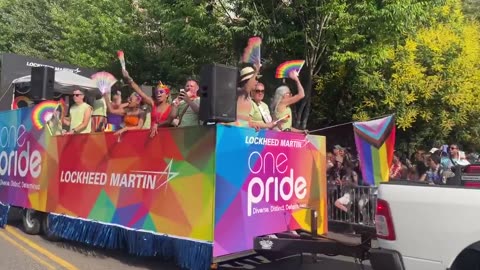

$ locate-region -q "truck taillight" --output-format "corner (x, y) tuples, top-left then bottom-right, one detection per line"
(375, 199), (396, 241)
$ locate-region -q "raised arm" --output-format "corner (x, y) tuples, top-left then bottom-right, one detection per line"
(122, 69), (154, 107)
(178, 91), (199, 113)
(279, 71), (305, 108)
(244, 63), (261, 96)
(104, 93), (125, 115)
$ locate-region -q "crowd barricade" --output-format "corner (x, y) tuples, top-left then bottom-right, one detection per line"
(327, 184), (378, 229)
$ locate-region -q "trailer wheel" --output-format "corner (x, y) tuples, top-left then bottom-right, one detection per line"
(41, 214), (60, 241)
(22, 209), (41, 235)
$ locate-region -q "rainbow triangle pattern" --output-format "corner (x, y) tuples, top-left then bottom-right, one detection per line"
(353, 115), (396, 186)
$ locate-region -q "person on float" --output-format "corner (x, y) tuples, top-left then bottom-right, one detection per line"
(103, 90), (145, 136)
(91, 92), (107, 132)
(224, 63), (261, 127)
(171, 79), (201, 127)
(106, 89), (128, 131)
(62, 89), (93, 134)
(122, 69), (173, 137)
(249, 82), (277, 130)
(270, 71), (307, 133)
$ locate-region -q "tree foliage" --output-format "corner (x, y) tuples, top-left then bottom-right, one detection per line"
(463, 0), (480, 21)
(0, 0), (59, 58)
(313, 0), (480, 150)
(228, 0), (346, 129)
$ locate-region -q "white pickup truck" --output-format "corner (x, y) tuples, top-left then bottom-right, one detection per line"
(369, 171), (480, 270)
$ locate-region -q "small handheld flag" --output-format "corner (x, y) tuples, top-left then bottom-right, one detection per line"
(117, 50), (126, 70)
(31, 100), (58, 130)
(274, 114), (290, 125)
(241, 37), (262, 65)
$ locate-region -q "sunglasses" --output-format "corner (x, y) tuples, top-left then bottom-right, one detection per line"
(156, 90), (166, 95)
(450, 147), (457, 150)
(255, 89), (265, 93)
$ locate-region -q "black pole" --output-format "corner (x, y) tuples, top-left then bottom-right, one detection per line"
(310, 209), (317, 237)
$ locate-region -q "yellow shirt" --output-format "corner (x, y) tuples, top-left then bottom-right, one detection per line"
(250, 100), (272, 123)
(92, 98), (106, 117)
(70, 102), (92, 134)
(275, 106), (292, 130)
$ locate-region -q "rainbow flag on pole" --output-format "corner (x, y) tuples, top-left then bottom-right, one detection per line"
(353, 115), (396, 186)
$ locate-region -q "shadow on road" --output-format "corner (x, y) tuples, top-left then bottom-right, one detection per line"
(5, 210), (372, 270)
(6, 209), (179, 270)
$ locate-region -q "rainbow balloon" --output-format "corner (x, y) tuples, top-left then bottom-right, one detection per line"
(117, 50), (126, 70)
(31, 100), (59, 130)
(241, 37), (261, 64)
(12, 96), (33, 109)
(275, 60), (305, 79)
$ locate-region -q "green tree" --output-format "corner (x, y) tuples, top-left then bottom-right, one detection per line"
(230, 0), (347, 129)
(463, 0), (480, 20)
(49, 0), (140, 70)
(314, 0), (480, 150)
(0, 0), (59, 59)
(311, 0), (449, 128)
(136, 0), (236, 87)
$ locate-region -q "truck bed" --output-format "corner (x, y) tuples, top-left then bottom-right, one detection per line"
(374, 181), (480, 270)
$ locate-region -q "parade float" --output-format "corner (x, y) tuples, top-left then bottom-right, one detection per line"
(0, 54), (328, 270)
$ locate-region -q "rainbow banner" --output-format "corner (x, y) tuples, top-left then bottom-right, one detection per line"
(0, 107), (51, 210)
(214, 125), (327, 257)
(353, 115), (396, 186)
(0, 105), (327, 261)
(0, 107), (216, 242)
(51, 126), (216, 241)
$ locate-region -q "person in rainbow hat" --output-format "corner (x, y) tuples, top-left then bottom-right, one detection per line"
(122, 69), (173, 137)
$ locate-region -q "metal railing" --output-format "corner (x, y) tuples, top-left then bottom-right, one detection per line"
(327, 184), (378, 228)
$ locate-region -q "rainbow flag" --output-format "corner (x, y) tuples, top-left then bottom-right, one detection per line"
(353, 115), (396, 186)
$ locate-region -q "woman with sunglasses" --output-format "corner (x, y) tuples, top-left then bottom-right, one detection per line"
(249, 82), (276, 130)
(122, 70), (173, 137)
(103, 89), (145, 136)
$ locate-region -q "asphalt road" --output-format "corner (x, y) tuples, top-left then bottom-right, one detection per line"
(0, 209), (372, 270)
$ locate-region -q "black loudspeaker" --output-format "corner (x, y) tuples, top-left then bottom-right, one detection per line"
(199, 63), (238, 122)
(30, 66), (55, 101)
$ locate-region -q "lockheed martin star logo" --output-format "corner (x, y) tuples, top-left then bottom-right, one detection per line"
(130, 159), (179, 191)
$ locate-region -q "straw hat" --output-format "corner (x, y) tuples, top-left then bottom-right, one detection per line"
(239, 66), (262, 82)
